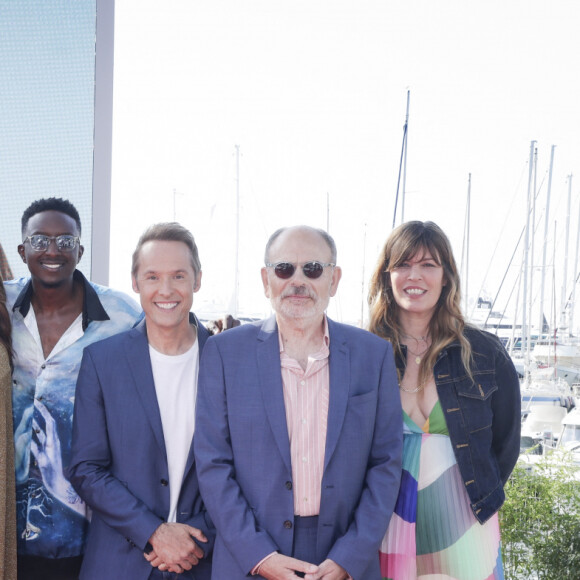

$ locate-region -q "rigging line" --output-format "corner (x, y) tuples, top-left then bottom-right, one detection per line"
(392, 122), (408, 229)
(483, 224), (525, 328)
(471, 153), (529, 317)
(489, 170), (549, 328)
(497, 264), (522, 330)
(563, 270), (580, 308)
(470, 157), (528, 319)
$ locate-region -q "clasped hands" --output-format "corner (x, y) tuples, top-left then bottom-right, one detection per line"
(259, 553), (349, 580)
(144, 522), (207, 574)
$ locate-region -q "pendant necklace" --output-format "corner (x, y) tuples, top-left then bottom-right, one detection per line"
(401, 332), (430, 365)
(407, 345), (429, 365)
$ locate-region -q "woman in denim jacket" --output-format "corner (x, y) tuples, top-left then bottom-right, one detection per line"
(369, 221), (520, 580)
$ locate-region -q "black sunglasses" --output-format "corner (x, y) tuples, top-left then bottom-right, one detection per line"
(265, 261), (335, 280)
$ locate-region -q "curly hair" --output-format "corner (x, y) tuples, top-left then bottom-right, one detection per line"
(21, 197), (82, 236)
(368, 221), (472, 386)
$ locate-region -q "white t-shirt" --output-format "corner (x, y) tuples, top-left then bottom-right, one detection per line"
(149, 340), (199, 523)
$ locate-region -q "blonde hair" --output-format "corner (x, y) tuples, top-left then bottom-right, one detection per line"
(368, 221), (472, 386)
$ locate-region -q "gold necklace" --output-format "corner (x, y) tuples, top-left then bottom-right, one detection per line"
(401, 332), (428, 342)
(399, 382), (426, 394)
(401, 333), (430, 364)
(406, 345), (429, 365)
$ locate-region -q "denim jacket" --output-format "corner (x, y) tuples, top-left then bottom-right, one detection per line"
(396, 327), (521, 524)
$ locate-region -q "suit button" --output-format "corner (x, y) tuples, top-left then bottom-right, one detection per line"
(160, 479), (168, 486)
(285, 481), (292, 490)
(283, 520), (293, 529)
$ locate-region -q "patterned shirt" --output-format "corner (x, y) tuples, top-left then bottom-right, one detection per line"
(279, 317), (330, 516)
(5, 270), (142, 559)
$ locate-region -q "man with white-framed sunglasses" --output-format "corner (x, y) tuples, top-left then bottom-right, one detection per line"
(4, 197), (142, 579)
(195, 225), (403, 580)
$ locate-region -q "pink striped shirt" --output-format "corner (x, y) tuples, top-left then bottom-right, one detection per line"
(279, 318), (330, 516)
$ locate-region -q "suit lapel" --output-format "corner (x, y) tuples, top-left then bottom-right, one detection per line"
(324, 319), (350, 470)
(125, 321), (167, 460)
(257, 316), (292, 473)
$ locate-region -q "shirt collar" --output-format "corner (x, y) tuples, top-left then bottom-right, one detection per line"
(12, 269), (110, 331)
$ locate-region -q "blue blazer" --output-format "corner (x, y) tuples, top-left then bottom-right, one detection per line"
(69, 315), (214, 580)
(194, 316), (403, 580)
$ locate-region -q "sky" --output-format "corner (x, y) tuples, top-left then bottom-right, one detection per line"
(2, 1), (577, 332)
(108, 0), (580, 331)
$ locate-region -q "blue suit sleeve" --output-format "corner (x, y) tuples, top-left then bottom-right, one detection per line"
(68, 348), (163, 550)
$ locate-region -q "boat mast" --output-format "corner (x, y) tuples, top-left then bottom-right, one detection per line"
(527, 145), (538, 362)
(401, 90), (410, 224)
(392, 90), (410, 228)
(461, 173), (471, 314)
(233, 144), (240, 318)
(569, 183), (580, 334)
(560, 174), (572, 334)
(522, 140), (536, 374)
(538, 145), (555, 335)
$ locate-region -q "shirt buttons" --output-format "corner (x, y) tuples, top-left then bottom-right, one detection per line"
(302, 456), (308, 463)
(301, 418), (307, 425)
(300, 380), (305, 386)
(41, 364), (46, 370)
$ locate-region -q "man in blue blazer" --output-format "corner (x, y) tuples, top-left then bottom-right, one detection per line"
(195, 226), (403, 580)
(69, 223), (214, 579)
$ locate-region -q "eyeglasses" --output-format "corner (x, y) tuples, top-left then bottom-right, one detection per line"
(265, 261), (335, 280)
(24, 235), (80, 252)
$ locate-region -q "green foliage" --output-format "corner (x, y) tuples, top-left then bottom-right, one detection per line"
(500, 454), (580, 579)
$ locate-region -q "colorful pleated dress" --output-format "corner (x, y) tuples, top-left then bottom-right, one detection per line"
(380, 401), (504, 580)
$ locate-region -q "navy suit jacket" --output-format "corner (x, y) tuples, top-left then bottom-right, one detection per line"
(194, 316), (403, 580)
(69, 315), (214, 580)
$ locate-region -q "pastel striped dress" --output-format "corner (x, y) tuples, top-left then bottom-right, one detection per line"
(379, 401), (504, 580)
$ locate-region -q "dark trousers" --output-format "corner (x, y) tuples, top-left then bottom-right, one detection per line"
(291, 515), (319, 578)
(17, 555), (83, 580)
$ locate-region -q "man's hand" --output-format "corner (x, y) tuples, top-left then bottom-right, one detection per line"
(144, 523), (207, 573)
(304, 559), (349, 580)
(258, 553), (318, 579)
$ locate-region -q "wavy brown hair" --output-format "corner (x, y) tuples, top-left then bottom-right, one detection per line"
(368, 221), (472, 386)
(0, 275), (13, 371)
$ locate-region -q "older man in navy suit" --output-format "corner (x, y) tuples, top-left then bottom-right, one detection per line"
(69, 223), (214, 579)
(195, 226), (403, 580)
